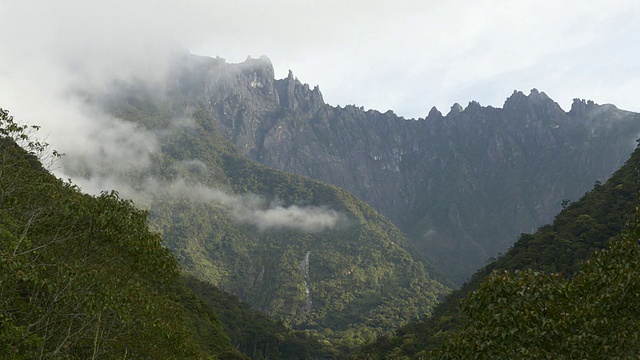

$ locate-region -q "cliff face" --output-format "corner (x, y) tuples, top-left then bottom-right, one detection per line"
(175, 54), (640, 284)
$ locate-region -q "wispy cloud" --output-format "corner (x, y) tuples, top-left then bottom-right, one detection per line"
(3, 1), (640, 120)
(149, 179), (346, 232)
(71, 175), (346, 233)
(0, 0), (347, 233)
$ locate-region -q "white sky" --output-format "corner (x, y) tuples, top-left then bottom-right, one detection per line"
(1, 0), (639, 119)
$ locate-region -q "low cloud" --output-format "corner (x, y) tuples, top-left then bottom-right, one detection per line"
(73, 175), (346, 233)
(143, 178), (346, 233)
(229, 197), (344, 233)
(0, 66), (344, 234)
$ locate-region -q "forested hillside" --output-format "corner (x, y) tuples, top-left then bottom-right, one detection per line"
(59, 76), (450, 353)
(1, 108), (367, 359)
(355, 139), (640, 358)
(8, 51), (639, 358)
(0, 109), (245, 359)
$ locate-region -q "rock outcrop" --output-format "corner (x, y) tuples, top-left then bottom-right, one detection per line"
(173, 54), (640, 284)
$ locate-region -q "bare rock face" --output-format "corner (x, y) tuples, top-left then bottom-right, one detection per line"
(176, 55), (640, 284)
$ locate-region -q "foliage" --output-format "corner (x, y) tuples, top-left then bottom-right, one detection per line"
(100, 83), (450, 354)
(0, 108), (241, 359)
(434, 208), (640, 359)
(354, 143), (640, 358)
(184, 275), (336, 360)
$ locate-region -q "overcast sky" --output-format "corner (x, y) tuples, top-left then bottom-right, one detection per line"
(1, 0), (639, 119)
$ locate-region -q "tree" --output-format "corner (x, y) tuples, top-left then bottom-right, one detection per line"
(0, 108), (209, 358)
(434, 208), (640, 359)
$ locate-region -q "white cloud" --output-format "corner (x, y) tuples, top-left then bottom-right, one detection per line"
(2, 0), (636, 233)
(1, 0), (639, 120)
(0, 0), (351, 233)
(73, 176), (346, 233)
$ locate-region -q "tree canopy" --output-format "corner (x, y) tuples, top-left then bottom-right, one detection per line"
(0, 108), (240, 359)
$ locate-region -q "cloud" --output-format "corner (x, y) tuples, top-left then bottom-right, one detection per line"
(0, 0), (347, 233)
(229, 198), (345, 233)
(153, 179), (346, 233)
(73, 176), (346, 233)
(3, 0), (640, 121)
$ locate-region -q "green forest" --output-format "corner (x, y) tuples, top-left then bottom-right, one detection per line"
(355, 139), (640, 358)
(3, 92), (640, 359)
(98, 88), (450, 353)
(0, 109), (240, 358)
(0, 109), (337, 359)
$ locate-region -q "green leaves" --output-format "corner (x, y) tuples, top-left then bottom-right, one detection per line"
(0, 113), (228, 359)
(0, 108), (50, 158)
(435, 210), (640, 359)
(358, 143), (640, 359)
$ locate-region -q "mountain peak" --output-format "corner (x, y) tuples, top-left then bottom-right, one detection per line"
(503, 89), (527, 108)
(466, 100), (482, 111)
(428, 106), (443, 118)
(569, 98), (597, 115)
(528, 88), (551, 102)
(243, 55), (272, 65)
(448, 103), (464, 116)
(503, 88), (555, 111)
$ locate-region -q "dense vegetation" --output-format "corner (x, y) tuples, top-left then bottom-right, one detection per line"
(355, 141), (640, 358)
(185, 276), (334, 359)
(69, 82), (451, 353)
(0, 109), (244, 359)
(436, 219), (640, 358)
(1, 107), (348, 359)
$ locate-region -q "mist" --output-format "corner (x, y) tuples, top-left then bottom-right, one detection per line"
(0, 1), (637, 233)
(101, 177), (346, 233)
(2, 1), (639, 119)
(41, 104), (347, 233)
(0, 0), (348, 233)
(50, 101), (346, 233)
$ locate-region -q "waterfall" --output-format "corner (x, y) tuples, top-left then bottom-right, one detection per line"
(299, 251), (312, 313)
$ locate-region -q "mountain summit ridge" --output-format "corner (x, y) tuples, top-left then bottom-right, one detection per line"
(171, 54), (640, 284)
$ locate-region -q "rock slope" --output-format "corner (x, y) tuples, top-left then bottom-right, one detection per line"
(173, 54), (640, 284)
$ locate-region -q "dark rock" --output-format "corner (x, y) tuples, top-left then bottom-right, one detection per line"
(171, 54), (640, 285)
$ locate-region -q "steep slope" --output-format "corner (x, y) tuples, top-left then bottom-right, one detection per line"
(69, 78), (450, 352)
(434, 221), (640, 358)
(354, 140), (640, 358)
(184, 275), (334, 359)
(171, 54), (640, 284)
(0, 110), (242, 359)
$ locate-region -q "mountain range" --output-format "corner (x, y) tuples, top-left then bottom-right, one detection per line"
(356, 117), (640, 359)
(3, 52), (640, 358)
(67, 65), (451, 352)
(165, 54), (640, 284)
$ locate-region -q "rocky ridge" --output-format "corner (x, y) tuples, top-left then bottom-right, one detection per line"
(173, 54), (640, 284)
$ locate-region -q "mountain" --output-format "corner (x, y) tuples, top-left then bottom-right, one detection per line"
(168, 54), (640, 284)
(66, 73), (450, 353)
(6, 49), (639, 358)
(1, 107), (351, 359)
(354, 138), (640, 358)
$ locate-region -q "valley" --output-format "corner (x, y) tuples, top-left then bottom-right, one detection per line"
(2, 53), (640, 359)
